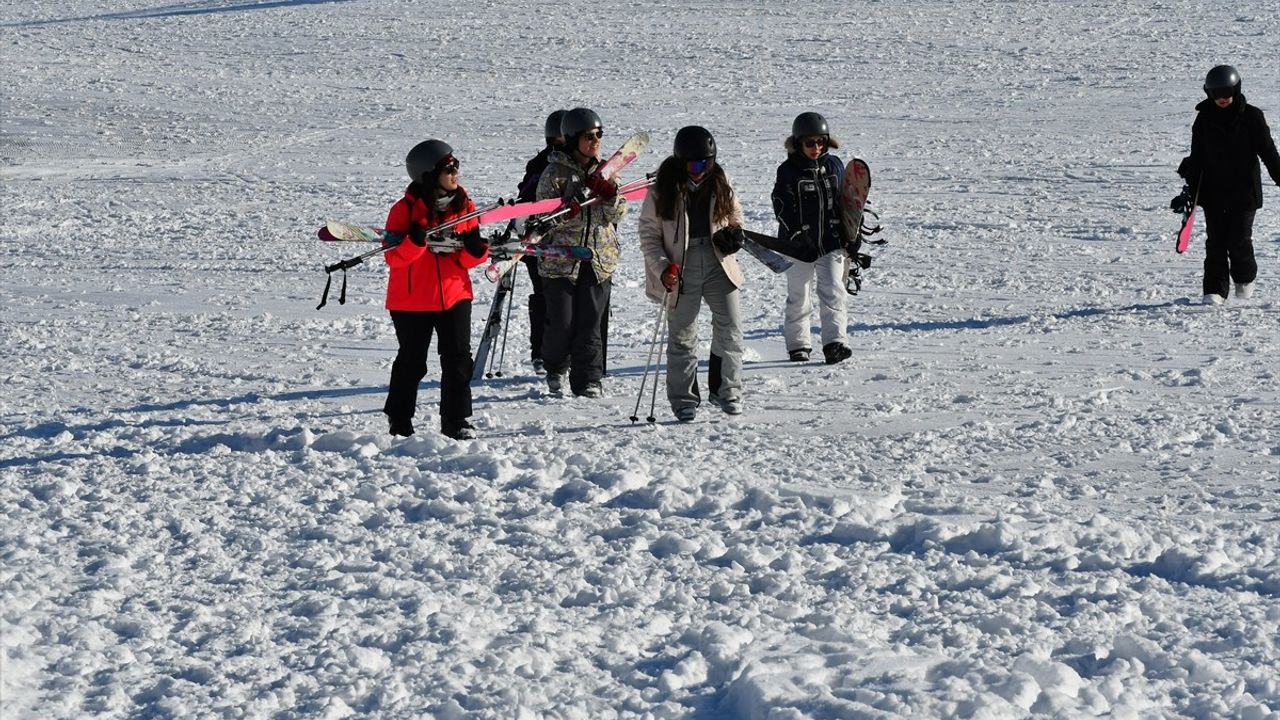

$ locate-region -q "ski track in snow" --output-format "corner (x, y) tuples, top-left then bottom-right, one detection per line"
(3, 1), (1280, 718)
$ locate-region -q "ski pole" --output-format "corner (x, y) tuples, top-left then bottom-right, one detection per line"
(630, 294), (668, 423)
(646, 311), (668, 424)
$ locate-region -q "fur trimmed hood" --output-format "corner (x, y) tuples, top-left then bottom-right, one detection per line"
(784, 134), (842, 154)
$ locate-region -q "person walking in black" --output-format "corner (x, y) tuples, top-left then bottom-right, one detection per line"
(1174, 65), (1280, 304)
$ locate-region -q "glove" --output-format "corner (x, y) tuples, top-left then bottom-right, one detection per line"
(408, 225), (428, 247)
(661, 262), (680, 291)
(565, 198), (584, 220)
(1170, 188), (1194, 214)
(712, 226), (744, 255)
(584, 173), (618, 200)
(461, 226), (487, 258)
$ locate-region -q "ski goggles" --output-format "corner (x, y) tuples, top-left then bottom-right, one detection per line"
(802, 135), (828, 150)
(1205, 86), (1235, 100)
(438, 156), (460, 174)
(686, 158), (714, 176)
(578, 129), (604, 141)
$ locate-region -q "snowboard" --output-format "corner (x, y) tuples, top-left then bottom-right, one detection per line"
(735, 230), (794, 273)
(839, 157), (880, 294)
(840, 158), (871, 293)
(1175, 186), (1199, 254)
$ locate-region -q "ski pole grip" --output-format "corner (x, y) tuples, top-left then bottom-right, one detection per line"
(325, 256), (365, 274)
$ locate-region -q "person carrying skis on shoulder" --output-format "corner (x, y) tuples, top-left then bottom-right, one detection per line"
(639, 126), (747, 422)
(773, 112), (853, 364)
(535, 107), (627, 398)
(511, 109), (566, 375)
(1173, 65), (1280, 304)
(382, 139), (489, 440)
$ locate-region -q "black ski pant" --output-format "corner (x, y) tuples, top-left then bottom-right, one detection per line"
(543, 263), (610, 395)
(1203, 209), (1257, 298)
(521, 255), (546, 360)
(384, 302), (473, 430)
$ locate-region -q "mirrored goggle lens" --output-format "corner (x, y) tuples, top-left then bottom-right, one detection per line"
(687, 158), (713, 175)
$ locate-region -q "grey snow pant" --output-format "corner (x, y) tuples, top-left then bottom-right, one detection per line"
(666, 236), (743, 412)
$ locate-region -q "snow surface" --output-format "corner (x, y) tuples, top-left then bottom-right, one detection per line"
(3, 1), (1280, 717)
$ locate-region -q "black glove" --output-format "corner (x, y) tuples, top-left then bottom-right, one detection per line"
(461, 226), (487, 258)
(712, 226), (744, 255)
(1170, 188), (1194, 214)
(408, 225), (428, 247)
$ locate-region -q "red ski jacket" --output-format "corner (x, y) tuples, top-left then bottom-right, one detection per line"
(382, 187), (487, 312)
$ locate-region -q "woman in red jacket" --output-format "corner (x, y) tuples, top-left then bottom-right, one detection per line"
(383, 139), (488, 440)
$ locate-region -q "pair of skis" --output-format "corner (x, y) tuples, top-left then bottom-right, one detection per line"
(319, 221), (593, 261)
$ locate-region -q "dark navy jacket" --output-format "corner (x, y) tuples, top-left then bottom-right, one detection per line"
(772, 152), (845, 262)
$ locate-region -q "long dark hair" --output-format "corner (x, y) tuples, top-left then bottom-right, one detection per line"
(407, 181), (470, 222)
(653, 155), (735, 224)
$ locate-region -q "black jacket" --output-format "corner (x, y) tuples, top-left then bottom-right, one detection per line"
(772, 152), (846, 262)
(517, 146), (555, 203)
(1179, 93), (1280, 213)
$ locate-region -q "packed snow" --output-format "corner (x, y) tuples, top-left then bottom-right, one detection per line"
(3, 1), (1279, 718)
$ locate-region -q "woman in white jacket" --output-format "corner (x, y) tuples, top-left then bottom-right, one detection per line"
(638, 126), (747, 422)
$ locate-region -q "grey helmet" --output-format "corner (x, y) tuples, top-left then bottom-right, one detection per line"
(1204, 65), (1241, 96)
(791, 111), (829, 140)
(673, 125), (716, 161)
(405, 139), (453, 184)
(544, 110), (567, 141)
(560, 107), (603, 141)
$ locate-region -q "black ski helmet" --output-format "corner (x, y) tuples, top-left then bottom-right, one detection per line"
(1204, 65), (1241, 95)
(560, 107), (603, 141)
(673, 126), (716, 161)
(405, 139), (453, 183)
(544, 109), (567, 141)
(791, 111), (829, 140)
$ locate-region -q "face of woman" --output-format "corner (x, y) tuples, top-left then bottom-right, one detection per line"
(800, 135), (827, 161)
(437, 160), (459, 192)
(576, 129), (603, 162)
(1214, 96), (1235, 109)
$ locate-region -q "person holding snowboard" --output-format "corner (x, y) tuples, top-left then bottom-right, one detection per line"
(1174, 65), (1280, 304)
(639, 126), (747, 422)
(382, 139), (489, 440)
(536, 107), (627, 398)
(772, 112), (853, 364)
(511, 109), (566, 375)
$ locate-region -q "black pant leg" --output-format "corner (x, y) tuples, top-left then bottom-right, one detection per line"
(568, 264), (611, 392)
(522, 256), (546, 360)
(1227, 211), (1258, 285)
(385, 311), (434, 421)
(434, 301), (474, 430)
(1203, 210), (1257, 297)
(542, 277), (575, 375)
(1203, 210), (1232, 298)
